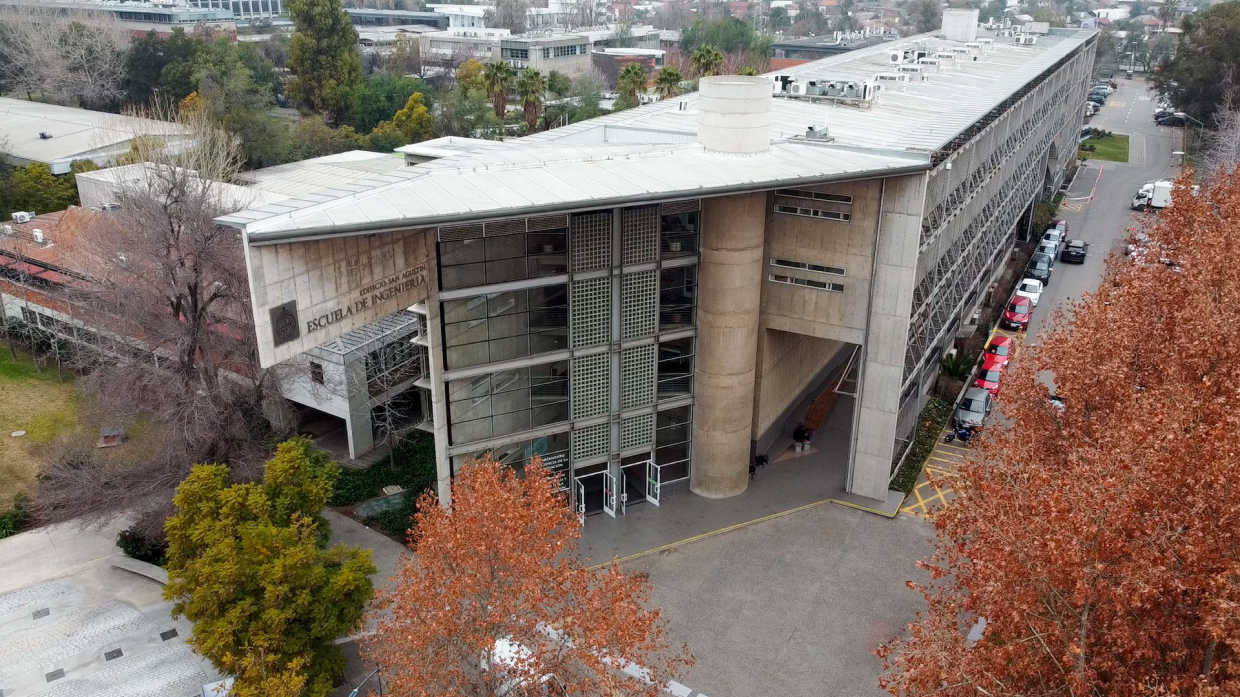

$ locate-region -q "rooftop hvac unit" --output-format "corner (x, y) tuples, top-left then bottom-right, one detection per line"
(11, 211), (32, 224)
(1016, 35), (1038, 45)
(789, 81), (806, 96)
(977, 37), (994, 46)
(32, 229), (44, 244)
(0, 225), (11, 236)
(887, 50), (903, 64)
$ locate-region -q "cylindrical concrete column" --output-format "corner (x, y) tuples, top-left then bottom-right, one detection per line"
(696, 76), (771, 155)
(690, 192), (766, 498)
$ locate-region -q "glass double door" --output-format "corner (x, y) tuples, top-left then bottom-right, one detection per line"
(573, 455), (662, 520)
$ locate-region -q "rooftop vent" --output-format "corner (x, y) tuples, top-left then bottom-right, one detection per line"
(38, 132), (52, 140)
(805, 126), (832, 141)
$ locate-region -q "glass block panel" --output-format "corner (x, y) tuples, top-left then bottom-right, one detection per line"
(621, 344), (655, 409)
(571, 352), (610, 419)
(621, 270), (658, 340)
(622, 206), (659, 266)
(571, 422), (610, 461)
(571, 277), (611, 348)
(571, 211), (611, 272)
(621, 413), (655, 450)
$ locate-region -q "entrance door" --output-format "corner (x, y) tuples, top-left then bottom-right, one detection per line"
(574, 469), (607, 518)
(646, 461), (662, 506)
(574, 478), (586, 521)
(620, 454), (650, 514)
(602, 472), (617, 517)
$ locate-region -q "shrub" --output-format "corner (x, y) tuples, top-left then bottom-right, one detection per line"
(329, 432), (437, 507)
(0, 493), (29, 539)
(116, 526), (168, 567)
(891, 398), (954, 493)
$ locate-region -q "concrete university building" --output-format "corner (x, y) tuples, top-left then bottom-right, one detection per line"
(219, 12), (1097, 517)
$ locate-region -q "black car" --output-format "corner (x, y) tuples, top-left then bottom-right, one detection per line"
(1087, 94), (1106, 105)
(1025, 252), (1053, 283)
(1060, 240), (1088, 263)
(1157, 114), (1188, 127)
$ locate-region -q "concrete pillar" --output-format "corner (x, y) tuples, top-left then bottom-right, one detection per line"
(344, 359), (374, 460)
(691, 192), (767, 498)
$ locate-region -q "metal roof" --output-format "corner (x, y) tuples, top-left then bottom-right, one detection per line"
(217, 27), (1095, 241)
(312, 309), (422, 358)
(218, 141), (929, 241)
(0, 97), (192, 174)
(233, 150), (407, 198)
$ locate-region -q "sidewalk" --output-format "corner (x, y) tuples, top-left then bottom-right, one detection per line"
(578, 392), (904, 565)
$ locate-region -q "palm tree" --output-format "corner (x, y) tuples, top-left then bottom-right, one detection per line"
(653, 66), (683, 99)
(516, 68), (548, 133)
(690, 45), (725, 78)
(482, 60), (514, 119)
(1157, 0), (1178, 27)
(616, 63), (648, 106)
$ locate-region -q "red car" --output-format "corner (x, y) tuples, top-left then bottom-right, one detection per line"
(975, 355), (1005, 396)
(1001, 295), (1033, 331)
(984, 335), (1014, 368)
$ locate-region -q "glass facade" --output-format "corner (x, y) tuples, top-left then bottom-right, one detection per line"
(442, 285), (568, 370)
(437, 201), (701, 517)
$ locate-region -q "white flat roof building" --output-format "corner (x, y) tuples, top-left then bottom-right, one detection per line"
(0, 98), (195, 175)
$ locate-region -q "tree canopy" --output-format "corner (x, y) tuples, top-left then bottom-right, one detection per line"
(679, 16), (763, 54)
(165, 438), (375, 697)
(1153, 1), (1240, 122)
(878, 169), (1240, 696)
(364, 454), (692, 697)
(286, 0), (362, 124)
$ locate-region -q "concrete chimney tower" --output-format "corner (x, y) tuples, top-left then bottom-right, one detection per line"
(696, 76), (771, 155)
(941, 8), (980, 42)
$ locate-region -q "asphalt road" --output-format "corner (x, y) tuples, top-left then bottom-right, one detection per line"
(1024, 77), (1180, 341)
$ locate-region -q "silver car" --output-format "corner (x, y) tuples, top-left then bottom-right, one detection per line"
(953, 387), (992, 430)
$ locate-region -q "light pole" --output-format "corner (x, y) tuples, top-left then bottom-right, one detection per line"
(348, 666), (384, 697)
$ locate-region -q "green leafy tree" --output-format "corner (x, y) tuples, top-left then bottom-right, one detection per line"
(690, 45), (725, 77)
(455, 58), (486, 95)
(287, 116), (369, 160)
(286, 0), (362, 124)
(482, 60), (515, 119)
(569, 70), (603, 122)
(8, 162), (90, 214)
(164, 438), (375, 697)
(349, 74), (428, 133)
(389, 91), (435, 143)
(769, 6), (791, 30)
(194, 53), (289, 168)
(738, 65), (758, 75)
(654, 66), (683, 98)
(1153, 1), (1240, 122)
(367, 120), (405, 151)
(516, 68), (548, 132)
(547, 69), (572, 97)
(978, 0), (1006, 22)
(123, 28), (198, 104)
(680, 16), (759, 53)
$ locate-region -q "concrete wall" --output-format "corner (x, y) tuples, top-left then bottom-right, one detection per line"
(849, 173), (928, 500)
(245, 229), (431, 367)
(761, 179), (884, 344)
(751, 328), (844, 448)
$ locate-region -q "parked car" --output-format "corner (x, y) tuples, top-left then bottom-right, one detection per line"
(1087, 94), (1106, 105)
(1053, 219), (1068, 233)
(953, 387), (993, 430)
(1084, 102), (1098, 117)
(984, 335), (1014, 368)
(1001, 295), (1034, 330)
(1156, 113), (1188, 127)
(1042, 228), (1065, 252)
(1060, 239), (1088, 263)
(974, 358), (1004, 396)
(1015, 277), (1044, 306)
(1036, 240), (1059, 265)
(1025, 253), (1053, 283)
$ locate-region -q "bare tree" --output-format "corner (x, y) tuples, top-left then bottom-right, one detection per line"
(34, 104), (295, 538)
(0, 3), (128, 110)
(1201, 100), (1240, 181)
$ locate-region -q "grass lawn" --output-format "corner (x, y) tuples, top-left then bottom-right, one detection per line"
(1080, 134), (1130, 163)
(0, 348), (79, 508)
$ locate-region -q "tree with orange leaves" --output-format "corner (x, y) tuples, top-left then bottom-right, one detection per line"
(364, 454), (693, 697)
(878, 169), (1240, 696)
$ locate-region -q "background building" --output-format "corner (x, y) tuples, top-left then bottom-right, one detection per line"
(218, 15), (1097, 518)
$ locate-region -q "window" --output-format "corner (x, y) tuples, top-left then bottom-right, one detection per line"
(543, 47), (551, 58)
(501, 47), (529, 59)
(657, 337), (693, 398)
(310, 361), (324, 385)
(450, 431), (570, 484)
(658, 266), (697, 331)
(551, 44), (578, 57)
(438, 228), (568, 291)
(364, 331), (423, 394)
(770, 258), (845, 276)
(768, 274), (844, 292)
(655, 405), (692, 483)
(773, 204), (851, 222)
(774, 188), (853, 204)
(442, 284), (569, 370)
(660, 210), (698, 259)
(448, 360), (569, 444)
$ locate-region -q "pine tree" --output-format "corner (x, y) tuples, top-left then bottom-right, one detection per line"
(285, 0), (362, 124)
